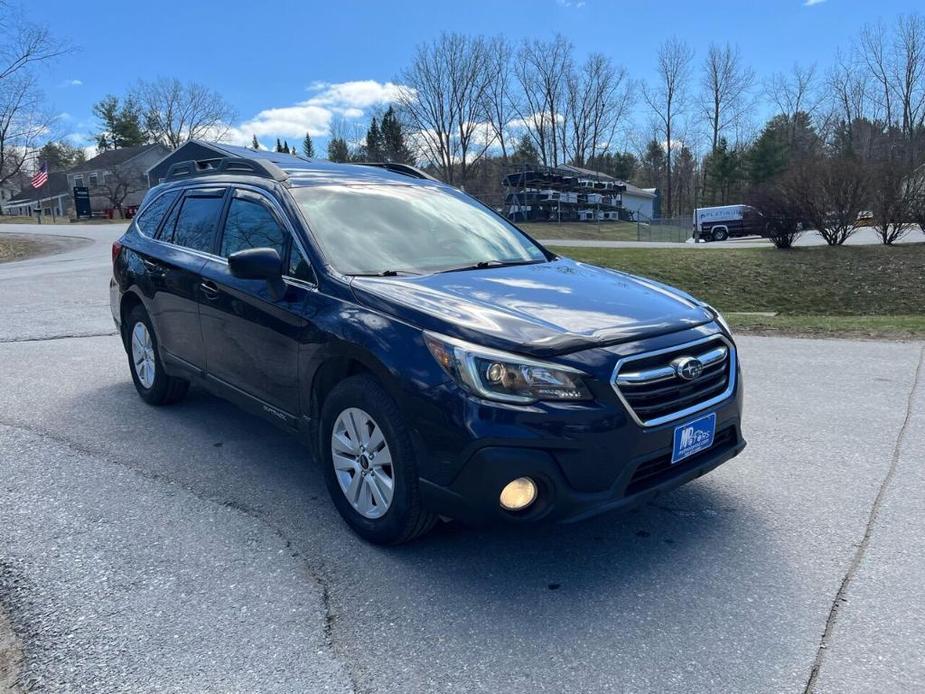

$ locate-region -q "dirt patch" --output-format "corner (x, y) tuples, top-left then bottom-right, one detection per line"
(0, 233), (92, 263)
(0, 605), (23, 693)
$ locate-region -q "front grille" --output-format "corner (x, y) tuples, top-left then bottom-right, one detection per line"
(625, 426), (737, 495)
(611, 335), (736, 426)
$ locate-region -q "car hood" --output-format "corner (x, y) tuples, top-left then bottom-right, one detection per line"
(349, 258), (713, 357)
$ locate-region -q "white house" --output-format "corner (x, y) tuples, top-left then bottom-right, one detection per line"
(620, 183), (658, 220)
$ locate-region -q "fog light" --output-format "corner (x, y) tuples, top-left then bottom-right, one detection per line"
(499, 477), (537, 511)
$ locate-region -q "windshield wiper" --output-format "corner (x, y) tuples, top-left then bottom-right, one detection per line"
(438, 259), (544, 274)
(348, 269), (420, 277)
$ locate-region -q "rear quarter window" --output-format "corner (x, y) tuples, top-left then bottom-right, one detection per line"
(134, 190), (179, 237)
(170, 195), (225, 254)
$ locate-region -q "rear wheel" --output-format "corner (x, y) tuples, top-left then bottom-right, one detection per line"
(711, 227), (729, 242)
(125, 305), (189, 406)
(320, 374), (437, 544)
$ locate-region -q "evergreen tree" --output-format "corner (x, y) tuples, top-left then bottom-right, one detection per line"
(251, 134), (260, 150)
(282, 140), (290, 154)
(302, 132), (315, 158)
(365, 118), (383, 161)
(586, 152), (637, 181)
(39, 141), (87, 171)
(512, 134), (540, 166)
(637, 140), (667, 191)
(746, 118), (791, 186)
(275, 138), (283, 153)
(703, 138), (744, 205)
(327, 137), (350, 162)
(92, 95), (148, 150)
(380, 107), (413, 163)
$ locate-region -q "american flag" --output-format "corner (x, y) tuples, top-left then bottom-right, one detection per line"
(31, 161), (48, 189)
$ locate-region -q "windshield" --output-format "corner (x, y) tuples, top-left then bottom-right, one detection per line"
(291, 184), (548, 275)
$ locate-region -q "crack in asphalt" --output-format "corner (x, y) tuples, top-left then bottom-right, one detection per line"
(803, 344), (925, 694)
(0, 417), (361, 694)
(0, 331), (119, 344)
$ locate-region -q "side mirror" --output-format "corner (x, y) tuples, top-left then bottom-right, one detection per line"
(228, 247), (282, 280)
(228, 248), (287, 300)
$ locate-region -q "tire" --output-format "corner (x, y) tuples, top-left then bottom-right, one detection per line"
(712, 227), (729, 242)
(124, 304), (189, 406)
(320, 374), (437, 544)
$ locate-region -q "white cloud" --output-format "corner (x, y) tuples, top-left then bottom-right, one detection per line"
(803, 0), (826, 5)
(228, 79), (406, 144)
(556, 0), (586, 7)
(59, 79), (82, 87)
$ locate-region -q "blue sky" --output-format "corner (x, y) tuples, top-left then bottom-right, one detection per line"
(27, 0), (922, 153)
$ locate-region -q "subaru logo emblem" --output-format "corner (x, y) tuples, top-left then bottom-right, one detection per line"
(672, 356), (703, 381)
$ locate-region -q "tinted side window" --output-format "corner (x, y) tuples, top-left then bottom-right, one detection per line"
(135, 191), (178, 237)
(172, 196), (224, 253)
(287, 244), (315, 283)
(221, 197), (287, 258)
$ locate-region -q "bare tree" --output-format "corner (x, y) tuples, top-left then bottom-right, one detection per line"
(766, 63), (825, 149)
(746, 182), (805, 249)
(133, 78), (237, 149)
(700, 43), (754, 154)
(94, 164), (145, 219)
(483, 36), (514, 161)
(0, 3), (65, 186)
(893, 14), (925, 159)
(861, 21), (895, 124)
(398, 33), (493, 185)
(868, 152), (925, 244)
(563, 53), (632, 166)
(642, 37), (694, 218)
(784, 156), (868, 245)
(513, 35), (572, 168)
(826, 48), (870, 152)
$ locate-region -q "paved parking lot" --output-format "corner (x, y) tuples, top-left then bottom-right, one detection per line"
(1, 224), (923, 693)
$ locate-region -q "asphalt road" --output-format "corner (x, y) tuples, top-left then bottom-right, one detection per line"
(1, 223), (924, 693)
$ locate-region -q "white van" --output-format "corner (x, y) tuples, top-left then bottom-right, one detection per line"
(693, 204), (766, 242)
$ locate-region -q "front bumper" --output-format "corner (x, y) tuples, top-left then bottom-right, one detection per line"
(415, 363), (745, 526)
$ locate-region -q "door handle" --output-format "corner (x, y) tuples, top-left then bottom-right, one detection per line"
(200, 280), (220, 300)
(142, 259), (164, 275)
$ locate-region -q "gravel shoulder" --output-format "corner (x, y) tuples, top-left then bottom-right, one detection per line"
(0, 605), (23, 694)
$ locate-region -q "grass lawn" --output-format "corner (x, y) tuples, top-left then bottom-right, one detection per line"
(520, 221), (640, 241)
(520, 221), (692, 243)
(0, 235), (47, 263)
(560, 243), (925, 339)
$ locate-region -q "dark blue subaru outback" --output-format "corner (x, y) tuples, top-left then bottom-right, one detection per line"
(110, 147), (745, 544)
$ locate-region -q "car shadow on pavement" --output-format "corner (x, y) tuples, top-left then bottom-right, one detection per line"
(72, 379), (774, 596)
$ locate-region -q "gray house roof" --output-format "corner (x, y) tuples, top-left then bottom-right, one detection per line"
(69, 143), (169, 174)
(5, 172), (70, 206)
(622, 183), (657, 199)
(146, 140), (309, 186)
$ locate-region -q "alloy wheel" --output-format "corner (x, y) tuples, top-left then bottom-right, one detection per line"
(131, 322), (156, 389)
(331, 407), (395, 519)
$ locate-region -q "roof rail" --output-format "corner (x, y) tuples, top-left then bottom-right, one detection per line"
(164, 157), (289, 183)
(358, 162), (439, 182)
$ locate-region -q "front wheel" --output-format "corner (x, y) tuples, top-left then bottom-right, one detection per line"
(320, 374), (437, 544)
(125, 305), (189, 406)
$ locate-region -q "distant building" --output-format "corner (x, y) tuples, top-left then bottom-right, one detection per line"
(0, 143), (169, 219)
(620, 183), (659, 220)
(147, 141), (307, 187)
(67, 143), (170, 218)
(1, 172), (71, 218)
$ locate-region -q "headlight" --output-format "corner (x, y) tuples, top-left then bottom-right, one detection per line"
(706, 305), (732, 336)
(423, 332), (591, 404)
